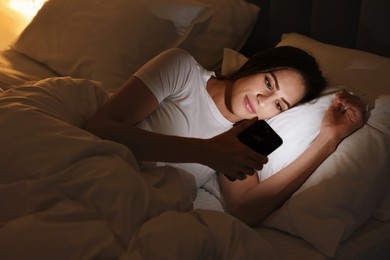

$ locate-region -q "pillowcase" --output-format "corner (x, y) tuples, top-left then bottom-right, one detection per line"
(12, 0), (259, 93)
(221, 48), (250, 77)
(0, 1), (27, 50)
(277, 33), (390, 95)
(275, 33), (390, 222)
(262, 93), (390, 257)
(179, 0), (259, 70)
(220, 35), (390, 257)
(12, 0), (212, 93)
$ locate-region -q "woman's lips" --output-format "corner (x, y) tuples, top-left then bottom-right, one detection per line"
(245, 95), (256, 114)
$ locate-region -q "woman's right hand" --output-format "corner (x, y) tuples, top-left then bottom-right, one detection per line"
(202, 117), (268, 180)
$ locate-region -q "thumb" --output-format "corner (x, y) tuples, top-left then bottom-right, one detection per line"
(232, 117), (258, 135)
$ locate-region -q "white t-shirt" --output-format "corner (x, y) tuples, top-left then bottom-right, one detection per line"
(134, 48), (233, 187)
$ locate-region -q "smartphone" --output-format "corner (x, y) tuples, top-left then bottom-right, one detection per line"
(238, 120), (283, 156)
(225, 120), (283, 181)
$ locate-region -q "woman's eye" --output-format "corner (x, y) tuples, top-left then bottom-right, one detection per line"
(265, 76), (272, 90)
(275, 100), (283, 111)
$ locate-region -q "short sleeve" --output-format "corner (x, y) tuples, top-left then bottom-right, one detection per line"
(134, 48), (199, 103)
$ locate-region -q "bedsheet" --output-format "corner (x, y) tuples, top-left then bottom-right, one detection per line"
(0, 77), (276, 259)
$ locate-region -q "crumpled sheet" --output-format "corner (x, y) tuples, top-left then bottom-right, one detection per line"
(0, 77), (277, 259)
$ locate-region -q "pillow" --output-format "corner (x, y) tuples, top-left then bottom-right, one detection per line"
(275, 33), (390, 222)
(0, 1), (27, 50)
(277, 33), (390, 95)
(12, 0), (259, 93)
(178, 0), (259, 70)
(220, 37), (390, 257)
(264, 121), (390, 257)
(12, 0), (213, 93)
(262, 92), (390, 177)
(221, 48), (250, 77)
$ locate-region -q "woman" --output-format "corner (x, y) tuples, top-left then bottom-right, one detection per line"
(83, 46), (364, 226)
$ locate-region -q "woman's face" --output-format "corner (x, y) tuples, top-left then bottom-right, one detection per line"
(229, 68), (306, 121)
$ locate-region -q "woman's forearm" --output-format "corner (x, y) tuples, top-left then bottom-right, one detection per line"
(83, 117), (207, 164)
(82, 76), (212, 165)
(220, 132), (338, 226)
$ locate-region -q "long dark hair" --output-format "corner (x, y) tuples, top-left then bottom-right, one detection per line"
(224, 46), (327, 104)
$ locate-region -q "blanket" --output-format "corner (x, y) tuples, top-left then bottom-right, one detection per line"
(0, 77), (276, 259)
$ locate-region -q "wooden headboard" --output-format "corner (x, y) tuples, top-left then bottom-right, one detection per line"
(241, 0), (390, 58)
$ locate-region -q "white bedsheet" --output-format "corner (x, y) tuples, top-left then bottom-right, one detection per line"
(0, 77), (277, 259)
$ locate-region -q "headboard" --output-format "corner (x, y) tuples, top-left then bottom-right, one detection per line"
(241, 0), (390, 58)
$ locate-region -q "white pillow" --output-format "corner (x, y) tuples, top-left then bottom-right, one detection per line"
(12, 0), (212, 93)
(275, 33), (390, 221)
(0, 1), (28, 50)
(220, 36), (390, 257)
(260, 94), (333, 180)
(277, 33), (390, 95)
(262, 92), (390, 175)
(179, 0), (259, 70)
(221, 48), (250, 77)
(262, 94), (390, 257)
(12, 0), (259, 94)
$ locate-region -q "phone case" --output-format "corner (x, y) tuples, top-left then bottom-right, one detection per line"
(225, 120), (283, 181)
(238, 120), (283, 156)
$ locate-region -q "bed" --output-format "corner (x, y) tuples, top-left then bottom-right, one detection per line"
(0, 0), (389, 259)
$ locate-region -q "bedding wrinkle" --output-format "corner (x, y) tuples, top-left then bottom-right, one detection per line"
(0, 76), (278, 259)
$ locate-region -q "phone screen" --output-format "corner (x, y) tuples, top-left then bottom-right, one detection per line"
(238, 120), (283, 156)
(225, 120), (283, 181)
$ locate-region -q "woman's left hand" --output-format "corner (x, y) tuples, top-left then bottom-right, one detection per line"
(320, 90), (365, 143)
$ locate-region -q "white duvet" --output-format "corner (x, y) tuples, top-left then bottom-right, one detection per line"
(0, 77), (276, 259)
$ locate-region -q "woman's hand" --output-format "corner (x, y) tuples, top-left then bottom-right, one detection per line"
(320, 91), (365, 144)
(202, 117), (268, 181)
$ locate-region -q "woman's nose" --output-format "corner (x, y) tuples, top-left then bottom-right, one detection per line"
(256, 94), (268, 108)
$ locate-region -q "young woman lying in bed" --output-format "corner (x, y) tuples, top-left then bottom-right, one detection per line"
(83, 46), (364, 227)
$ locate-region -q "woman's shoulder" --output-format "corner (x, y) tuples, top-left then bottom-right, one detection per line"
(135, 48), (197, 78)
(134, 48), (207, 101)
(151, 48), (209, 79)
(157, 48), (198, 66)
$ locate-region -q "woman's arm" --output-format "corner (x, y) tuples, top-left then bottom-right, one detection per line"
(83, 76), (207, 163)
(83, 76), (267, 179)
(219, 91), (365, 226)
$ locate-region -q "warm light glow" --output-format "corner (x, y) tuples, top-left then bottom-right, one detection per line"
(8, 0), (46, 20)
